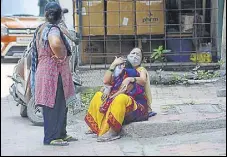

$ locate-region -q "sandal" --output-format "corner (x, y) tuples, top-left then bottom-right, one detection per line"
(45, 139), (69, 146)
(85, 130), (95, 135)
(97, 135), (121, 142)
(91, 134), (98, 138)
(63, 135), (78, 142)
(149, 111), (157, 117)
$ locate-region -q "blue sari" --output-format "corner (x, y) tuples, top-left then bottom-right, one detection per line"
(100, 68), (149, 123)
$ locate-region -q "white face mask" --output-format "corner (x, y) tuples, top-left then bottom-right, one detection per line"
(113, 65), (123, 77)
(127, 53), (142, 67)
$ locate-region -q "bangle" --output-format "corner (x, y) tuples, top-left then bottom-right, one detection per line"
(108, 68), (114, 72)
(133, 77), (136, 83)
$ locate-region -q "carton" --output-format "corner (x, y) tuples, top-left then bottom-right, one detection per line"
(80, 37), (104, 64)
(107, 0), (135, 35)
(136, 0), (164, 35)
(74, 0), (105, 36)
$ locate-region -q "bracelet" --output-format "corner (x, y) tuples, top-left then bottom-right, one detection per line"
(108, 68), (114, 72)
(133, 77), (136, 83)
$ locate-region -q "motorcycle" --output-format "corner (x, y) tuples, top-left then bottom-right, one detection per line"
(8, 10), (82, 126)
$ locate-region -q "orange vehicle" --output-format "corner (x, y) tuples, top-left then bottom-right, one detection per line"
(1, 0), (59, 58)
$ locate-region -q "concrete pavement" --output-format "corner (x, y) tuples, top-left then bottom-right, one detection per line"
(122, 83), (226, 138)
(1, 92), (226, 156)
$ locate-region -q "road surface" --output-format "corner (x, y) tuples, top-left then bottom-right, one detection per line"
(1, 63), (226, 156)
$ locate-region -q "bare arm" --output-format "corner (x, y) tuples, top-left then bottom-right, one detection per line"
(48, 28), (65, 58)
(133, 69), (147, 86)
(109, 69), (147, 99)
(103, 57), (124, 85)
(122, 69), (147, 86)
(103, 63), (116, 85)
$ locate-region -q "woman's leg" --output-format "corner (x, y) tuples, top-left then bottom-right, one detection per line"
(42, 74), (67, 145)
(98, 94), (137, 137)
(60, 107), (68, 138)
(84, 91), (105, 134)
(60, 107), (78, 142)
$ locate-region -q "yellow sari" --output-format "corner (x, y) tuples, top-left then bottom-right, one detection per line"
(84, 66), (152, 136)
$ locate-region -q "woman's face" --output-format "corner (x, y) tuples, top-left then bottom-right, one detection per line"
(127, 48), (142, 67)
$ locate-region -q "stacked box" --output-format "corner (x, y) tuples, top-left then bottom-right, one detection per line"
(106, 0), (135, 35)
(74, 0), (105, 36)
(80, 37), (104, 64)
(136, 0), (164, 35)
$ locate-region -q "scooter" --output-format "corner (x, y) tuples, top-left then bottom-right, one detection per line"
(8, 13), (82, 126)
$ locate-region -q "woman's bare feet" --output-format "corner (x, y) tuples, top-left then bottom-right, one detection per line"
(97, 128), (121, 142)
(85, 130), (95, 135)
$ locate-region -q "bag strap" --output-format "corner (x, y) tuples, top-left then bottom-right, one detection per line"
(37, 22), (48, 51)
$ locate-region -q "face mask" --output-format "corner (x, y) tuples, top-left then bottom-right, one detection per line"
(113, 65), (123, 77)
(127, 53), (142, 67)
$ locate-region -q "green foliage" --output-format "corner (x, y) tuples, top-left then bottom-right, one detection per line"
(150, 46), (169, 62)
(151, 46), (164, 61)
(218, 59), (225, 66)
(196, 70), (220, 80)
(81, 87), (100, 110)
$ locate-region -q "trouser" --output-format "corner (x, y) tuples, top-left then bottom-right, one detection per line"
(42, 74), (68, 144)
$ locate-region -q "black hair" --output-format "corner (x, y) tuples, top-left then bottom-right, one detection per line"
(45, 2), (62, 24)
(125, 60), (134, 69)
(140, 48), (144, 65)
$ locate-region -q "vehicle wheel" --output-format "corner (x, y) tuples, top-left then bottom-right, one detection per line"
(27, 97), (44, 126)
(20, 105), (28, 117)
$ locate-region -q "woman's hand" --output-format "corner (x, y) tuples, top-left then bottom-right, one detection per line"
(109, 77), (133, 99)
(110, 56), (125, 68)
(104, 57), (125, 85)
(121, 77), (133, 88)
(51, 55), (66, 63)
(101, 85), (111, 101)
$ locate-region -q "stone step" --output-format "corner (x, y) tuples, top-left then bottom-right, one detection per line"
(121, 116), (226, 138)
(121, 104), (226, 138)
(217, 89), (226, 97)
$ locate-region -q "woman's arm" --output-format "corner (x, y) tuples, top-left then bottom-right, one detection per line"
(122, 69), (147, 87)
(103, 57), (124, 85)
(133, 69), (147, 86)
(48, 27), (65, 58)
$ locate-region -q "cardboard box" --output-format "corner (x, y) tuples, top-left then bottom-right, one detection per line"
(136, 0), (164, 35)
(80, 37), (104, 64)
(107, 0), (135, 35)
(74, 0), (105, 36)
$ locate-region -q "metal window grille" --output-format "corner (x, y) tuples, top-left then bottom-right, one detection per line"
(72, 0), (222, 86)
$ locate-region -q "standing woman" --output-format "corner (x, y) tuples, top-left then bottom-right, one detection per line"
(32, 2), (77, 146)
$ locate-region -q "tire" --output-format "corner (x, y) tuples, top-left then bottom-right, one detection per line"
(20, 105), (28, 117)
(27, 97), (44, 126)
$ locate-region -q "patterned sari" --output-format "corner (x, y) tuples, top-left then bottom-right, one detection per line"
(84, 67), (150, 136)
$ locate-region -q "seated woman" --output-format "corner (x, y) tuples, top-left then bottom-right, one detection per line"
(84, 48), (154, 142)
(99, 60), (140, 114)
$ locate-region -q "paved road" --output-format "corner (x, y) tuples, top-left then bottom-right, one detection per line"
(1, 63), (226, 156)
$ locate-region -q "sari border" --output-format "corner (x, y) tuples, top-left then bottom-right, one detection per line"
(107, 112), (122, 133)
(84, 113), (99, 134)
(126, 97), (136, 114)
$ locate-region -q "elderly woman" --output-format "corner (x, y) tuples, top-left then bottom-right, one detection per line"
(31, 2), (77, 146)
(84, 48), (155, 142)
